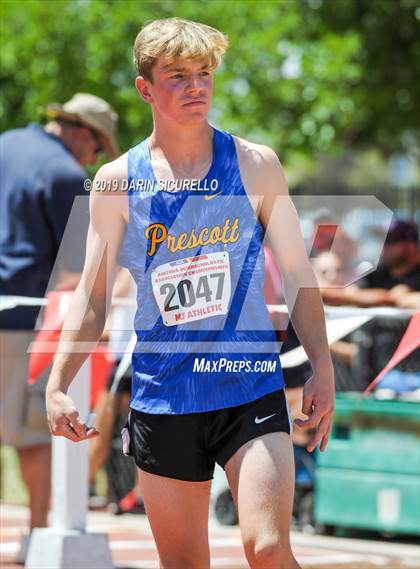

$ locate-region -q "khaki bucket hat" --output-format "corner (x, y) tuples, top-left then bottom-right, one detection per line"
(45, 93), (119, 158)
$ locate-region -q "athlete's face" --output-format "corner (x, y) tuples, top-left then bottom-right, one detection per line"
(136, 56), (213, 125)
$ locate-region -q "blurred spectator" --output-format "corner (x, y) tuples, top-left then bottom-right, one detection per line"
(311, 212), (358, 272)
(88, 268), (145, 514)
(317, 217), (419, 393)
(365, 219), (419, 288)
(310, 212), (359, 303)
(321, 218), (420, 307)
(313, 251), (357, 287)
(263, 244), (283, 305)
(0, 93), (118, 561)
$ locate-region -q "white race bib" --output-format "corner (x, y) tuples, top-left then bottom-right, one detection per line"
(151, 251), (231, 326)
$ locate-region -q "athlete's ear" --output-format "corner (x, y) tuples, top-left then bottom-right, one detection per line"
(135, 76), (153, 104)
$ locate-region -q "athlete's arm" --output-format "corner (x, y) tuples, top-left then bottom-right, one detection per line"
(236, 139), (334, 452)
(46, 156), (128, 442)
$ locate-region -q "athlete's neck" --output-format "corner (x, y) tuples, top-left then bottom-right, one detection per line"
(148, 121), (213, 175)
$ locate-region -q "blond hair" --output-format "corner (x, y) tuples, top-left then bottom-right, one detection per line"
(133, 18), (229, 81)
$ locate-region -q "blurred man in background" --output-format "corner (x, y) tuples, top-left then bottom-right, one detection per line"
(0, 93), (118, 561)
(362, 219), (420, 307)
(321, 218), (419, 308)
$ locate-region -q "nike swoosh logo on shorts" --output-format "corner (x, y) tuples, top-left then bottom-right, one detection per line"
(204, 191), (223, 201)
(254, 413), (277, 424)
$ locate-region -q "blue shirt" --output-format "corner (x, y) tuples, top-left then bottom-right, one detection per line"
(0, 124), (88, 329)
(119, 127), (284, 414)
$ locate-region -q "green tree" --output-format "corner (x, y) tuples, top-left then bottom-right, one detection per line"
(1, 0), (418, 160)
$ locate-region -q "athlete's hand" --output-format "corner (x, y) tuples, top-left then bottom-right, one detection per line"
(293, 363), (335, 453)
(46, 389), (99, 442)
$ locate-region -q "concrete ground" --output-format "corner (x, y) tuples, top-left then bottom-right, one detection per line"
(1, 504), (419, 568)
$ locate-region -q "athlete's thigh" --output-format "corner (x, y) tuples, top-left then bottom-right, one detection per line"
(138, 468), (211, 567)
(224, 432), (295, 547)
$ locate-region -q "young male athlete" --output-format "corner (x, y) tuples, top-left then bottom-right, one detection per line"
(46, 18), (335, 569)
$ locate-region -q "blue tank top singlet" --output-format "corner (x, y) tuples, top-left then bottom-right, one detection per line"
(119, 127), (285, 414)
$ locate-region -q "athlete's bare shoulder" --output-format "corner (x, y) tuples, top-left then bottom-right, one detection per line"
(93, 152), (128, 193)
(234, 135), (278, 165)
(233, 135), (288, 199)
(91, 152), (129, 223)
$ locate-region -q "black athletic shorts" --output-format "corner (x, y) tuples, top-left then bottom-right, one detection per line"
(123, 389), (292, 482)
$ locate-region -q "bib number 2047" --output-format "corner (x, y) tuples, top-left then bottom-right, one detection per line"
(151, 252), (231, 326)
(162, 273), (224, 312)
